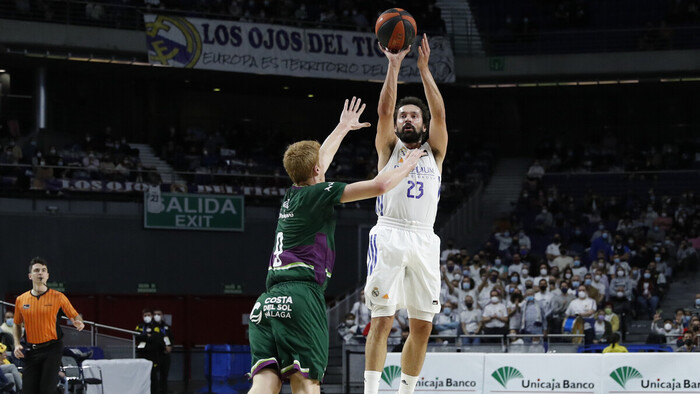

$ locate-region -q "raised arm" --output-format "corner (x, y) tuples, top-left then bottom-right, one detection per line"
(417, 34), (447, 170)
(340, 149), (423, 203)
(376, 45), (411, 171)
(318, 97), (371, 175)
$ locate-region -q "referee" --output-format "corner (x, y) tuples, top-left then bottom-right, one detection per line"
(13, 257), (85, 394)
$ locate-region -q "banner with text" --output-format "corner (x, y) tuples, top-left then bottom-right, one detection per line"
(144, 192), (244, 231)
(602, 353), (700, 393)
(144, 15), (455, 83)
(484, 353), (602, 394)
(380, 353), (484, 393)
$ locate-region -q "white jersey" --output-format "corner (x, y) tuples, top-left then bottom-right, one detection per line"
(375, 140), (441, 227)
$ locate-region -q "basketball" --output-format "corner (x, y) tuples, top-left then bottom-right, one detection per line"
(375, 8), (417, 53)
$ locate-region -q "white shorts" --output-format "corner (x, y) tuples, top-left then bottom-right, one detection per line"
(364, 217), (441, 320)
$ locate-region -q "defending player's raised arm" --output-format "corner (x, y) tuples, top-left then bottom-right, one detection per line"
(318, 97), (371, 175)
(376, 44), (410, 169)
(340, 149), (423, 203)
(417, 34), (448, 168)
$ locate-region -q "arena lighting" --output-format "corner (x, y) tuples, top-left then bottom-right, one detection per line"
(213, 88), (221, 92)
(619, 79), (639, 84)
(0, 69), (5, 73)
(282, 86), (289, 90)
(307, 94), (314, 97)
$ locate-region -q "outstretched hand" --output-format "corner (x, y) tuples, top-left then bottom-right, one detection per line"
(339, 97), (371, 130)
(378, 42), (411, 65)
(417, 33), (430, 70)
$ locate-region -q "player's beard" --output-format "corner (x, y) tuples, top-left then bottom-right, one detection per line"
(395, 125), (423, 144)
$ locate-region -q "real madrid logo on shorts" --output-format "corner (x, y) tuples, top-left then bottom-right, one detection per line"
(371, 287), (380, 298)
(145, 15), (202, 68)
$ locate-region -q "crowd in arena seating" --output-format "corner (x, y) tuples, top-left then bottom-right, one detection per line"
(0, 130), (159, 196)
(341, 155), (700, 348)
(534, 135), (699, 173)
(5, 0), (446, 34)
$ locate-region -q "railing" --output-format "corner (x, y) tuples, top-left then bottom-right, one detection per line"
(541, 169), (700, 196)
(1, 300), (139, 358)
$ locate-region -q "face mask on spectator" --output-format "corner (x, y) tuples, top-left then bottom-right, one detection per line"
(539, 284), (547, 291)
(143, 316), (152, 324)
(495, 259), (502, 266)
(617, 271), (624, 277)
(561, 287), (568, 294)
(573, 260), (580, 267)
(578, 291), (586, 299)
(644, 273), (651, 279)
(462, 282), (471, 290)
(655, 257), (661, 262)
(447, 265), (455, 272)
(664, 323), (673, 331)
(465, 302), (473, 309)
(522, 269), (529, 276)
(565, 273), (572, 279)
(572, 281), (580, 288)
(510, 276), (518, 283)
(443, 307), (452, 315)
(504, 231), (510, 237)
(594, 275), (601, 281)
(490, 276), (498, 283)
(685, 339), (694, 347)
(5, 318), (12, 327)
(540, 269), (548, 276)
(605, 308), (612, 315)
(616, 291), (624, 298)
(491, 296), (500, 304)
(526, 296), (535, 302)
(602, 233), (608, 239)
(614, 258), (620, 264)
(346, 319), (355, 326)
(598, 315), (605, 321)
(584, 279), (592, 286)
(154, 314), (162, 323)
(696, 299), (700, 307)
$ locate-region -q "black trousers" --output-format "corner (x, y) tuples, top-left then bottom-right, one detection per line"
(23, 340), (62, 394)
(159, 353), (171, 394)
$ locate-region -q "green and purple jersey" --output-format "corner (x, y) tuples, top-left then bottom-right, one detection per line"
(266, 181), (347, 290)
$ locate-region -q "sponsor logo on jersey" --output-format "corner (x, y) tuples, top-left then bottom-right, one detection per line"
(23, 304), (30, 309)
(249, 302), (262, 324)
(372, 287), (380, 297)
(324, 182), (335, 192)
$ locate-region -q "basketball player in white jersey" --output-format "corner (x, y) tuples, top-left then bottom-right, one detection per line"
(364, 34), (448, 394)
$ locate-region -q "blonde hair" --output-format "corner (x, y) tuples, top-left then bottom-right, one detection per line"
(283, 140), (320, 184)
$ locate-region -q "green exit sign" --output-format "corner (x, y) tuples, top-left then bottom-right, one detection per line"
(489, 57), (505, 71)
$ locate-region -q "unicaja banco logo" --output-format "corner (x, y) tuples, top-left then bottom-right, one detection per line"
(381, 365), (402, 386)
(610, 366), (643, 389)
(491, 366), (523, 388)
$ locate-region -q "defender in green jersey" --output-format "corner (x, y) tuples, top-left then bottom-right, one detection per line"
(248, 97), (424, 394)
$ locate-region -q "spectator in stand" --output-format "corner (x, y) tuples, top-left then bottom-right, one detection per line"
(694, 294), (700, 312)
(337, 313), (362, 344)
(440, 239), (459, 264)
(545, 234), (563, 263)
(590, 269), (607, 299)
(674, 308), (689, 330)
(526, 160), (545, 181)
(651, 313), (681, 345)
(8, 139), (22, 163)
(562, 266), (574, 283)
(636, 269), (660, 319)
(590, 229), (611, 263)
(517, 229), (532, 250)
(602, 333), (627, 353)
(592, 310), (612, 344)
(602, 303), (620, 332)
(654, 209), (673, 232)
(552, 247), (573, 272)
(494, 229), (513, 251)
(0, 342), (21, 392)
(676, 332), (698, 352)
(350, 290), (370, 333)
(477, 270), (502, 308)
(492, 256), (507, 278)
(549, 281), (574, 334)
(534, 279), (552, 310)
(506, 289), (523, 334)
(508, 254), (524, 276)
(609, 235), (630, 261)
(565, 285), (596, 319)
(0, 312), (15, 337)
(677, 239), (698, 273)
(518, 289), (547, 343)
(609, 285), (633, 336)
(533, 264), (550, 287)
(82, 151), (100, 174)
(433, 302), (460, 344)
(647, 223), (666, 244)
(583, 273), (603, 305)
(479, 289), (508, 342)
(572, 256), (588, 277)
(460, 295), (482, 344)
(590, 223), (606, 243)
(534, 207), (554, 232)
